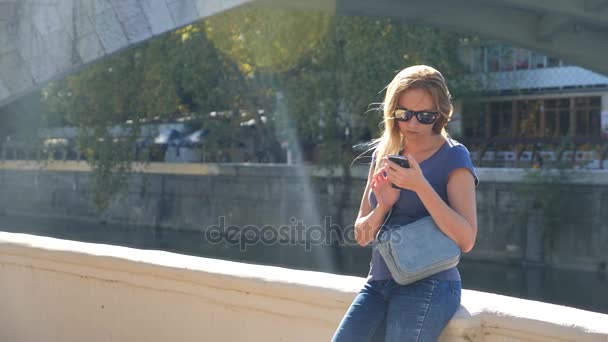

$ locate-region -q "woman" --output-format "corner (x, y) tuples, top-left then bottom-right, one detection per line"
(332, 65), (478, 342)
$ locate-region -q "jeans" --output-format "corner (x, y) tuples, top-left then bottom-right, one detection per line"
(331, 278), (461, 342)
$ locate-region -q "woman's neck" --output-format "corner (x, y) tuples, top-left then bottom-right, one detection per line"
(403, 134), (447, 155)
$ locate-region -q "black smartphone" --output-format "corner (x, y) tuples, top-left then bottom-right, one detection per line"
(387, 155), (409, 189)
(388, 154), (410, 169)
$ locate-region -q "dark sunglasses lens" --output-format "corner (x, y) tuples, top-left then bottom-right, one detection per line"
(394, 109), (412, 121)
(418, 112), (437, 124)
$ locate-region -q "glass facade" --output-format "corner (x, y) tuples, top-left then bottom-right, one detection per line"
(463, 96), (602, 139)
(468, 44), (568, 73)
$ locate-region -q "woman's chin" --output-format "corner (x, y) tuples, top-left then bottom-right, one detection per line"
(403, 131), (422, 139)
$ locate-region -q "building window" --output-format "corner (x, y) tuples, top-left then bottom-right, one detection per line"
(543, 99), (571, 137)
(531, 51), (546, 69)
(466, 47), (486, 73)
(490, 101), (512, 137)
(574, 97), (601, 137)
(547, 56), (561, 68)
(486, 46), (500, 72)
(514, 48), (530, 70)
(499, 47), (514, 71)
(559, 99), (571, 137)
(463, 96), (602, 139)
(470, 44), (567, 73)
(463, 103), (487, 138)
(518, 100), (541, 137)
(544, 99), (558, 137)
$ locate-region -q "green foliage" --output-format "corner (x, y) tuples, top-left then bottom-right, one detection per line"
(42, 34), (185, 212)
(5, 8), (474, 214)
(79, 128), (138, 212)
(204, 7), (331, 74)
(281, 16), (472, 166)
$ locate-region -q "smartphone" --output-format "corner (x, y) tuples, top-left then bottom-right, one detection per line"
(388, 155), (410, 168)
(387, 155), (409, 189)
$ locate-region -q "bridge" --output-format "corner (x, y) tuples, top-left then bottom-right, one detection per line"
(1, 0), (607, 106)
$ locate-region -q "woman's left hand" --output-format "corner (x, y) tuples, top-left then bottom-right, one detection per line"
(383, 155), (428, 193)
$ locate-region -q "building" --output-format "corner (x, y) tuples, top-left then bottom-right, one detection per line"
(456, 43), (608, 168)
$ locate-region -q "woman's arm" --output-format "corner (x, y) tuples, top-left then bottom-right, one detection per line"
(415, 168), (477, 253)
(353, 159), (399, 246)
(384, 155), (478, 253)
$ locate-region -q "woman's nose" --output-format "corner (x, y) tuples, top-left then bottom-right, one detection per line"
(406, 117), (421, 128)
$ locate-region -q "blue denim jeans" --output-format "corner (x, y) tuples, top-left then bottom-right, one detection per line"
(331, 278), (461, 342)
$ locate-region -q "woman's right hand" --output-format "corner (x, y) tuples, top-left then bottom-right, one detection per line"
(371, 166), (400, 210)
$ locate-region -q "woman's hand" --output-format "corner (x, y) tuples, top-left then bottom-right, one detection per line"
(371, 166), (400, 210)
(383, 155), (429, 193)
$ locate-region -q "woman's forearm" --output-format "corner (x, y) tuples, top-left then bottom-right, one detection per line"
(354, 204), (391, 246)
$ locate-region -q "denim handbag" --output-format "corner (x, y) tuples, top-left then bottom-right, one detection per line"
(374, 209), (461, 285)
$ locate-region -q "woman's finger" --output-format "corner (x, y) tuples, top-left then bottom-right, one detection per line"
(375, 168), (387, 181)
(385, 167), (396, 179)
(373, 166), (385, 177)
(406, 154), (420, 171)
(384, 158), (397, 170)
(386, 170), (399, 185)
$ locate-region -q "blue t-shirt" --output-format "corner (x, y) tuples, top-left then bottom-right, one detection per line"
(367, 138), (478, 282)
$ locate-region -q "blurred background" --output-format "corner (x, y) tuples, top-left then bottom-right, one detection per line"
(0, 0), (607, 314)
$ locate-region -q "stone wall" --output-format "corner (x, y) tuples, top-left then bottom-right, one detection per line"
(0, 161), (607, 273)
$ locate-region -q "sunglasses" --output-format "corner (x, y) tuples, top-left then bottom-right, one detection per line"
(393, 107), (439, 125)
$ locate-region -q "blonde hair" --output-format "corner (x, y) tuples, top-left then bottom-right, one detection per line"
(367, 65), (453, 173)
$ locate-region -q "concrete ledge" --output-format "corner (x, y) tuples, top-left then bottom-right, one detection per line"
(1, 160), (608, 184)
(1, 232), (607, 341)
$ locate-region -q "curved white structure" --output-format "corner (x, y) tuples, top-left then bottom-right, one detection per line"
(2, 0), (608, 106)
(1, 232), (607, 341)
(0, 0), (253, 106)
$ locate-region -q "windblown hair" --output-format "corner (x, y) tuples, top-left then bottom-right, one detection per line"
(364, 65), (453, 173)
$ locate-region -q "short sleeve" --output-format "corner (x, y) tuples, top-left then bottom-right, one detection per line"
(446, 144), (479, 186)
(368, 149), (379, 208)
(370, 149), (377, 166)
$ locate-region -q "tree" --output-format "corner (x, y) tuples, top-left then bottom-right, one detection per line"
(43, 31), (184, 212)
(202, 7), (333, 162)
(36, 7), (474, 218)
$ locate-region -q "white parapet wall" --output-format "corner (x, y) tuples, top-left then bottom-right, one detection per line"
(1, 232), (607, 342)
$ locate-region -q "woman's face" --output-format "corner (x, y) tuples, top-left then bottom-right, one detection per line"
(395, 88), (437, 141)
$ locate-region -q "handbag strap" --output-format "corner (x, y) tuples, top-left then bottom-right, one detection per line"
(374, 205), (393, 241)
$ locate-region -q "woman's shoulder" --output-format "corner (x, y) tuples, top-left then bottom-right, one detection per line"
(444, 137), (468, 150)
(443, 138), (472, 158)
(443, 137), (479, 185)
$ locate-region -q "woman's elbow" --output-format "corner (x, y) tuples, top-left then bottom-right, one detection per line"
(460, 241), (475, 254)
(354, 222), (371, 247)
(459, 228), (477, 253)
(355, 236), (369, 247)
(354, 229), (368, 247)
